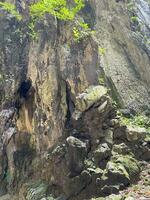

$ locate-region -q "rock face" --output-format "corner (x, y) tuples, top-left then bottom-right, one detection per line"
(126, 126), (147, 142)
(0, 0), (150, 200)
(93, 0), (150, 112)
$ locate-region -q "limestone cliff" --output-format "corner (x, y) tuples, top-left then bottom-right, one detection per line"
(0, 0), (150, 200)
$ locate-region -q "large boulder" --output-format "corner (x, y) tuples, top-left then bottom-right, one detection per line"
(115, 156), (140, 180)
(105, 154), (140, 188)
(66, 136), (87, 176)
(106, 161), (130, 186)
(94, 143), (112, 168)
(64, 170), (91, 198)
(126, 126), (147, 142)
(75, 86), (107, 112)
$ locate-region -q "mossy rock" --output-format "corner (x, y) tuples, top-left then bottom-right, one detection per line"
(75, 86), (107, 112)
(113, 143), (131, 155)
(106, 161), (130, 185)
(115, 155), (140, 180)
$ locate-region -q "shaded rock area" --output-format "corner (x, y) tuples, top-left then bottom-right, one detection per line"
(0, 0), (150, 200)
(7, 85), (148, 200)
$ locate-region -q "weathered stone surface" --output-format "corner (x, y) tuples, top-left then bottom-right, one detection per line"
(75, 86), (107, 112)
(103, 129), (114, 147)
(0, 0), (150, 200)
(66, 136), (87, 176)
(115, 156), (140, 179)
(94, 143), (111, 167)
(64, 170), (91, 198)
(126, 126), (147, 142)
(95, 0), (150, 112)
(113, 143), (130, 155)
(106, 161), (130, 186)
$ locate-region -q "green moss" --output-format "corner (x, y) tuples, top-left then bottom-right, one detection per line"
(115, 155), (140, 178)
(107, 161), (130, 181)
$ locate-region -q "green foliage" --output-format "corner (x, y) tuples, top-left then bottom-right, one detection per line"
(0, 0), (84, 21)
(28, 21), (38, 40)
(73, 26), (81, 41)
(98, 77), (105, 85)
(73, 21), (94, 42)
(131, 16), (138, 23)
(119, 113), (150, 141)
(98, 74), (105, 85)
(30, 0), (84, 21)
(0, 0), (87, 41)
(98, 47), (106, 56)
(0, 2), (22, 20)
(120, 114), (150, 134)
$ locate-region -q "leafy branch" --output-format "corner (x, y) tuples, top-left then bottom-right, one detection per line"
(0, 0), (88, 41)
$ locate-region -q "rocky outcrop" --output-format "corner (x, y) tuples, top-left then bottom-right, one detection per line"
(11, 86), (148, 200)
(0, 0), (150, 199)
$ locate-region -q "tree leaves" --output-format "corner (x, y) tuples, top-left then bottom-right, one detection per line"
(0, 2), (22, 20)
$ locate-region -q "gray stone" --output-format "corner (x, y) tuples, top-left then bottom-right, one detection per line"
(75, 86), (107, 112)
(126, 126), (146, 142)
(66, 136), (87, 175)
(103, 129), (114, 147)
(64, 170), (91, 197)
(106, 161), (130, 185)
(113, 143), (130, 155)
(94, 143), (111, 167)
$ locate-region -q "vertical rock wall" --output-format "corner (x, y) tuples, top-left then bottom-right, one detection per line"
(0, 0), (150, 199)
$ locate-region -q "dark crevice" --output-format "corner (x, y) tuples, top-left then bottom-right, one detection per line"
(17, 78), (32, 99)
(65, 81), (75, 129)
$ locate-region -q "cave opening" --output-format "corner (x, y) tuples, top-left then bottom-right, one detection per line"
(18, 79), (32, 98)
